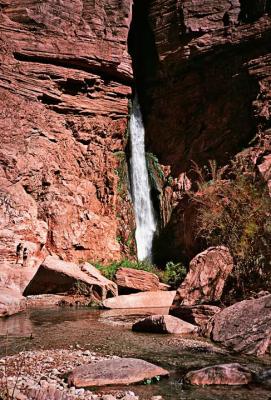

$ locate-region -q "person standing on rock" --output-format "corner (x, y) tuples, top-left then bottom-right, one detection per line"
(22, 247), (28, 267)
(15, 243), (23, 264)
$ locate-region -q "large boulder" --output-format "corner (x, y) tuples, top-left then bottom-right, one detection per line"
(204, 295), (271, 356)
(103, 291), (176, 309)
(132, 315), (197, 334)
(185, 363), (252, 386)
(115, 267), (160, 293)
(0, 288), (26, 317)
(173, 246), (233, 306)
(23, 256), (118, 301)
(68, 358), (169, 387)
(170, 304), (221, 327)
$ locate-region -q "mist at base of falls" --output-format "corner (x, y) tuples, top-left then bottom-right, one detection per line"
(129, 96), (157, 262)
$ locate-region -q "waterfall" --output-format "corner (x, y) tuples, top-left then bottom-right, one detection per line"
(129, 95), (157, 262)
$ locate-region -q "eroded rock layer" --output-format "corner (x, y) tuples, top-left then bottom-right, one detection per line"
(0, 0), (134, 280)
(131, 0), (271, 172)
(129, 0), (271, 263)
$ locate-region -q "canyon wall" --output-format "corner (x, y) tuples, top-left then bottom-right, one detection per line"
(0, 0), (271, 287)
(128, 0), (271, 262)
(0, 0), (135, 291)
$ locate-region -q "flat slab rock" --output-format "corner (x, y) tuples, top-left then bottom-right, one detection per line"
(103, 291), (176, 309)
(132, 315), (198, 334)
(68, 358), (169, 387)
(115, 267), (160, 292)
(185, 363), (252, 386)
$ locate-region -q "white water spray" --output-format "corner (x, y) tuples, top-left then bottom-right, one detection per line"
(129, 96), (157, 261)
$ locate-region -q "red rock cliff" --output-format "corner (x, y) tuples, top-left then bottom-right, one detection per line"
(0, 0), (134, 278)
(130, 0), (271, 173)
(128, 0), (271, 263)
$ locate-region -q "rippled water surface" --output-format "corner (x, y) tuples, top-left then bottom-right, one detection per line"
(0, 307), (270, 400)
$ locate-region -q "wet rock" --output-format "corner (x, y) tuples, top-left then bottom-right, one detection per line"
(173, 247), (233, 306)
(67, 358), (169, 387)
(204, 295), (271, 356)
(0, 288), (26, 317)
(170, 305), (221, 327)
(185, 363), (252, 386)
(103, 291), (176, 309)
(115, 267), (160, 293)
(132, 315), (197, 334)
(23, 256), (117, 301)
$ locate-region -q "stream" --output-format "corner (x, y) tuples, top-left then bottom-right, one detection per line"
(0, 306), (270, 400)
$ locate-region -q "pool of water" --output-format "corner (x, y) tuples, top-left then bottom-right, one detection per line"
(0, 307), (270, 400)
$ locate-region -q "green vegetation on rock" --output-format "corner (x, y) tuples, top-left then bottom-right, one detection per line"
(191, 158), (271, 296)
(163, 261), (187, 289)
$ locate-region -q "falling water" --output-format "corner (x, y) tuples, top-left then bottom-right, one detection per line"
(129, 95), (157, 261)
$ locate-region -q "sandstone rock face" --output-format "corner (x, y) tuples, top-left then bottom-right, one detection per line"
(68, 358), (169, 387)
(132, 314), (197, 334)
(132, 0), (271, 173)
(132, 0), (271, 263)
(185, 363), (252, 386)
(170, 305), (221, 327)
(204, 295), (271, 356)
(0, 0), (134, 291)
(23, 256), (118, 301)
(0, 288), (26, 317)
(173, 247), (233, 306)
(115, 267), (160, 293)
(103, 291), (176, 309)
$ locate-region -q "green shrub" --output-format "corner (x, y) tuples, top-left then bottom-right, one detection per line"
(163, 261), (187, 289)
(191, 158), (271, 297)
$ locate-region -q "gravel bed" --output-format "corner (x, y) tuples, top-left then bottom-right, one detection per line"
(0, 349), (156, 400)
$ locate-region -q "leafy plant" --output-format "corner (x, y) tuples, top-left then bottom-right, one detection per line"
(143, 375), (161, 385)
(163, 261), (187, 289)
